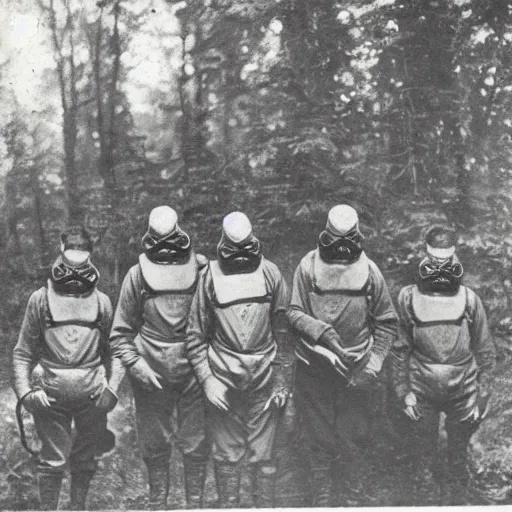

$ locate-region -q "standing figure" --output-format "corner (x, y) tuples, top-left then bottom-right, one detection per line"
(109, 206), (209, 509)
(391, 226), (496, 505)
(187, 211), (290, 508)
(286, 204), (397, 506)
(12, 226), (122, 510)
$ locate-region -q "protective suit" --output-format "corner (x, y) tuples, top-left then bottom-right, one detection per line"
(391, 226), (496, 505)
(109, 206), (209, 509)
(286, 205), (397, 506)
(12, 226), (122, 511)
(187, 212), (290, 508)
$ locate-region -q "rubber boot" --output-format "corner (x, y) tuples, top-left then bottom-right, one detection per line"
(214, 461), (241, 509)
(69, 472), (94, 510)
(442, 476), (470, 506)
(444, 423), (472, 506)
(183, 455), (207, 509)
(310, 464), (333, 507)
(146, 459), (170, 510)
(442, 460), (470, 505)
(250, 463), (277, 508)
(38, 473), (63, 511)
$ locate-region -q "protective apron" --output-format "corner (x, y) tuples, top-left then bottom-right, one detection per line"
(208, 258), (275, 390)
(408, 286), (478, 408)
(40, 281), (106, 403)
(135, 252), (199, 383)
(296, 250), (374, 377)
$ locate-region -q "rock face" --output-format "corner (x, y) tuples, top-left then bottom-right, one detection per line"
(468, 344), (512, 505)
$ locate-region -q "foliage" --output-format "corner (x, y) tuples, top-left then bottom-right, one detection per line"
(1, 0), (512, 504)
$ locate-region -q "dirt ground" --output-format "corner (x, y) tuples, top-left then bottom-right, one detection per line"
(1, 342), (511, 510)
(1, 257), (511, 509)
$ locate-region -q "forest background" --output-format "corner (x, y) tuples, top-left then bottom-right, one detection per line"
(1, 0), (512, 508)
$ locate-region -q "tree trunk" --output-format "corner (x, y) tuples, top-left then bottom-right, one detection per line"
(44, 0), (82, 224)
(30, 165), (48, 266)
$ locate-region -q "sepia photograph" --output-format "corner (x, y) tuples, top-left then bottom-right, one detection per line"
(0, 0), (511, 509)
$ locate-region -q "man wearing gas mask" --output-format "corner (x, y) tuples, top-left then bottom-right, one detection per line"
(286, 204), (397, 506)
(187, 211), (290, 509)
(12, 226), (122, 510)
(391, 226), (496, 505)
(109, 206), (209, 509)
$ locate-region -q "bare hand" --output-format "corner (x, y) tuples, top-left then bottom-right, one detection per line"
(204, 375), (230, 411)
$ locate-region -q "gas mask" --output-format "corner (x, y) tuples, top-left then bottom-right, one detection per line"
(217, 233), (262, 274)
(142, 225), (191, 264)
(418, 254), (463, 294)
(318, 226), (364, 264)
(51, 257), (100, 296)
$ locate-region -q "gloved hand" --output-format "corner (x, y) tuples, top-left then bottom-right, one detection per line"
(23, 389), (56, 414)
(204, 375), (230, 411)
(318, 327), (361, 377)
(318, 327), (345, 357)
(263, 388), (290, 411)
(403, 391), (421, 421)
(348, 368), (377, 390)
(478, 393), (491, 420)
(462, 394), (491, 424)
(128, 358), (163, 392)
(92, 386), (118, 413)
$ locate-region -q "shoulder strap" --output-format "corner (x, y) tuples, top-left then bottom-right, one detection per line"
(464, 286), (475, 331)
(43, 286), (54, 329)
(403, 286), (417, 330)
(140, 269), (154, 301)
(365, 266), (374, 318)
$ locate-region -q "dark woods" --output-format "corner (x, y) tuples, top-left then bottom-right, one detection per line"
(3, 0), (512, 281)
(1, 0), (512, 506)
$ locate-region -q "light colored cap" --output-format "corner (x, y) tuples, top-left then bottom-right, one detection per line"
(326, 205), (359, 236)
(426, 244), (456, 260)
(62, 249), (90, 268)
(425, 226), (456, 260)
(222, 211), (253, 243)
(149, 206), (178, 237)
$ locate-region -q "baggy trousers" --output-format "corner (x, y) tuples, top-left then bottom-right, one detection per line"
(33, 397), (107, 475)
(208, 377), (280, 464)
(130, 374), (209, 463)
(396, 391), (477, 505)
(294, 360), (375, 503)
(295, 360), (374, 462)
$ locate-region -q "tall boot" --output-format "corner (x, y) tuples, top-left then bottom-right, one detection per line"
(38, 473), (63, 511)
(444, 422), (472, 506)
(146, 458), (170, 510)
(183, 455), (207, 509)
(310, 464), (333, 507)
(250, 463), (277, 508)
(443, 457), (470, 505)
(214, 461), (241, 509)
(441, 475), (470, 506)
(69, 472), (94, 510)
